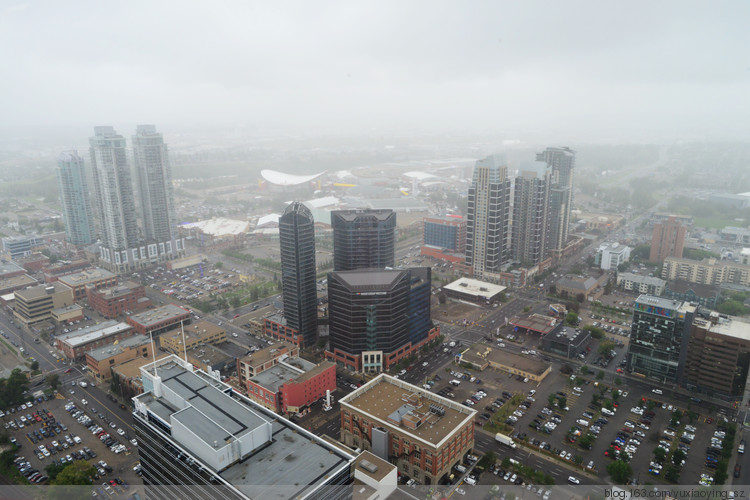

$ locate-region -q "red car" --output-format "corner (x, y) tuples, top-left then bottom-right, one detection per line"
(64, 368), (73, 374)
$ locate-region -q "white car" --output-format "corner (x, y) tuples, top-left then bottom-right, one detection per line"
(117, 428), (125, 436)
(568, 476), (580, 485)
(81, 399), (88, 405)
(130, 439), (138, 447)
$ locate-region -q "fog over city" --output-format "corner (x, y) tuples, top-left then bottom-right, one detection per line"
(2, 0), (749, 144)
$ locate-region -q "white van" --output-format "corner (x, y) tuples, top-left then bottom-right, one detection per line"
(602, 408), (615, 416)
(449, 379), (461, 386)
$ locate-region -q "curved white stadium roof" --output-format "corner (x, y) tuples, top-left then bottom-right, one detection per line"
(261, 169), (326, 186)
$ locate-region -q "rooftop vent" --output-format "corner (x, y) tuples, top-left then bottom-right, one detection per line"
(359, 459), (379, 473)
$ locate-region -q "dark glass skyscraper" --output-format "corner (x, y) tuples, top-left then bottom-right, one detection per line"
(331, 209), (395, 271)
(536, 147), (575, 252)
(279, 202), (318, 347)
(512, 161), (551, 265)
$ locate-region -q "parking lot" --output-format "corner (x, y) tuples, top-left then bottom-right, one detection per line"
(3, 391), (142, 487)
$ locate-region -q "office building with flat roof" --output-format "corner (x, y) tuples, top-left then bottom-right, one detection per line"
(339, 374), (476, 486)
(126, 304), (191, 335)
(466, 155), (511, 279)
(279, 201), (318, 347)
(332, 209), (395, 271)
(616, 272), (666, 296)
(87, 281), (150, 318)
(133, 354), (354, 499)
(0, 261), (26, 280)
(442, 277), (506, 304)
(56, 150), (95, 246)
(160, 321), (227, 355)
(13, 282), (74, 325)
(237, 342), (299, 389)
(626, 295), (697, 384)
(326, 267), (437, 373)
(2, 236), (44, 260)
(512, 161), (551, 265)
(86, 335), (153, 381)
(56, 320), (135, 360)
(57, 267), (118, 300)
(422, 216), (466, 254)
(595, 242), (631, 271)
(0, 274), (38, 296)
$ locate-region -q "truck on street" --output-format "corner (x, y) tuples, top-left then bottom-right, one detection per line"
(495, 433), (516, 448)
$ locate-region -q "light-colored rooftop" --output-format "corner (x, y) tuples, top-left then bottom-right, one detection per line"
(260, 169), (326, 187)
(340, 374), (476, 449)
(0, 261), (25, 276)
(704, 314), (750, 341)
(57, 267), (115, 287)
(0, 274), (38, 290)
(618, 272), (666, 287)
(59, 322), (132, 348)
(88, 335), (151, 361)
(128, 304), (190, 328)
(15, 281), (71, 301)
(180, 217), (251, 236)
(443, 277), (506, 298)
(90, 281), (142, 298)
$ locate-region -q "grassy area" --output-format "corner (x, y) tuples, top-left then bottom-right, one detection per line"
(484, 394), (524, 434)
(694, 217), (736, 229)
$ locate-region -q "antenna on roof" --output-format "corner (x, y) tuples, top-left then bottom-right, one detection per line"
(149, 329), (158, 376)
(180, 320), (189, 365)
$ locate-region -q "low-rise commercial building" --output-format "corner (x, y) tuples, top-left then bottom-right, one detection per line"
(442, 277), (507, 304)
(662, 280), (721, 309)
(42, 259), (90, 283)
(246, 358), (336, 416)
(457, 347), (551, 383)
(541, 326), (591, 358)
(263, 315), (302, 346)
(50, 304), (85, 325)
(160, 321), (226, 354)
(13, 282), (74, 325)
(185, 343), (235, 373)
(0, 274), (38, 296)
(126, 304), (191, 335)
(595, 242), (631, 271)
(56, 321), (135, 360)
(86, 335), (154, 381)
(0, 261), (27, 280)
(57, 267), (118, 300)
(555, 274), (606, 301)
(509, 314), (559, 336)
(237, 342), (299, 389)
(87, 281), (150, 318)
(339, 374), (476, 486)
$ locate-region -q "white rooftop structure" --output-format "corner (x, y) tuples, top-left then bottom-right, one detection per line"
(180, 217), (251, 237)
(402, 171), (438, 181)
(260, 169), (326, 187)
(59, 321), (132, 348)
(255, 213), (280, 228)
(443, 277), (507, 299)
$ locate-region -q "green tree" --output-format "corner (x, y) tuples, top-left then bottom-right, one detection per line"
(30, 360), (39, 371)
(214, 261), (224, 270)
(230, 295), (242, 309)
(477, 451), (496, 469)
(653, 446), (666, 463)
(0, 449), (15, 468)
(558, 396), (567, 409)
(596, 370), (604, 380)
(565, 312), (579, 326)
(45, 462), (68, 481)
(598, 340), (616, 355)
(548, 394), (556, 407)
(580, 365), (589, 375)
(51, 460), (97, 485)
(607, 460), (632, 484)
(664, 465), (680, 483)
(612, 390), (620, 402)
(672, 449), (686, 466)
(46, 374), (60, 390)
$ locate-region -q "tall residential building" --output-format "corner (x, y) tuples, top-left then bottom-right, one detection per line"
(133, 355), (354, 500)
(279, 202), (318, 347)
(537, 147), (575, 252)
(511, 161), (551, 265)
(465, 155), (511, 278)
(332, 209), (395, 271)
(626, 295), (696, 384)
(326, 267), (433, 373)
(89, 126), (139, 270)
(132, 125), (177, 243)
(649, 216), (686, 262)
(56, 151), (95, 246)
(88, 126), (185, 272)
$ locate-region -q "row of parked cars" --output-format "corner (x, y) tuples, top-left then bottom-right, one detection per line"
(65, 402), (130, 455)
(14, 456), (47, 484)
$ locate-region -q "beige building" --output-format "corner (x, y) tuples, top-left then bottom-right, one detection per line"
(85, 335), (154, 381)
(159, 321), (226, 354)
(14, 282), (74, 325)
(662, 257), (750, 286)
(339, 374), (476, 486)
(458, 346), (552, 383)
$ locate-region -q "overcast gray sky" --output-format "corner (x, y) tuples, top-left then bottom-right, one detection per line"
(2, 1), (748, 142)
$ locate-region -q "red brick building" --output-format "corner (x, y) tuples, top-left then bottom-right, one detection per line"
(42, 259), (91, 283)
(263, 316), (303, 346)
(339, 374), (477, 486)
(245, 357), (336, 416)
(57, 268), (118, 300)
(237, 341), (298, 389)
(55, 321), (135, 360)
(87, 281), (150, 319)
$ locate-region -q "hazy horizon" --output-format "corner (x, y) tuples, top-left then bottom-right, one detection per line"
(2, 1), (749, 146)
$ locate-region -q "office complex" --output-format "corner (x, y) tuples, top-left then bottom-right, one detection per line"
(56, 151), (95, 245)
(626, 295), (696, 384)
(13, 282), (75, 325)
(332, 209), (395, 271)
(537, 147), (575, 252)
(511, 161), (551, 265)
(279, 202), (318, 346)
(650, 216), (686, 262)
(615, 272), (666, 295)
(132, 125), (178, 243)
(133, 354), (354, 499)
(326, 268), (436, 373)
(595, 242), (631, 271)
(465, 155), (511, 279)
(339, 374), (476, 486)
(423, 216), (466, 253)
(2, 236), (44, 260)
(88, 126), (185, 272)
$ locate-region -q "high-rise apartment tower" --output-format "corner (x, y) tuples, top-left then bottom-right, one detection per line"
(466, 155), (511, 278)
(537, 147), (575, 252)
(511, 161), (551, 265)
(56, 151), (95, 246)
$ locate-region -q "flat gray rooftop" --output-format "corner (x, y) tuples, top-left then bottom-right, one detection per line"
(220, 422), (350, 498)
(251, 363), (304, 393)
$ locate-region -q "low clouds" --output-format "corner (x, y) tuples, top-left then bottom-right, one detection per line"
(1, 1), (748, 141)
